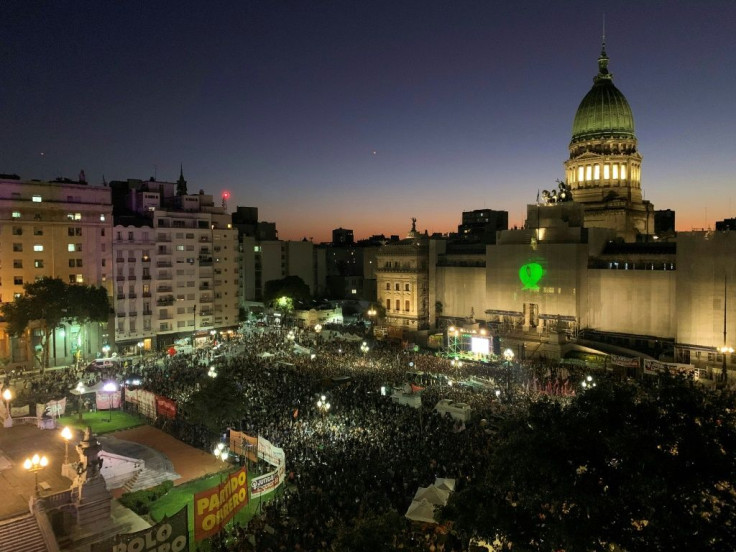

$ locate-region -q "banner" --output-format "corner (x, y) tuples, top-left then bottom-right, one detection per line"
(229, 430), (258, 462)
(251, 462), (286, 499)
(643, 359), (696, 376)
(155, 395), (177, 419)
(125, 389), (157, 419)
(96, 391), (121, 410)
(90, 505), (188, 552)
(257, 436), (285, 468)
(45, 397), (67, 417)
(11, 404), (30, 417)
(610, 355), (640, 369)
(193, 467), (248, 541)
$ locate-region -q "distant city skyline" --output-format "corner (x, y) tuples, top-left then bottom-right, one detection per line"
(2, 1), (735, 242)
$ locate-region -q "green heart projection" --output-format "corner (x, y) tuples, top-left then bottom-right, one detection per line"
(519, 262), (544, 290)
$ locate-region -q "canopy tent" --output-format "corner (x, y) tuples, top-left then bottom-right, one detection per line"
(434, 477), (456, 492)
(405, 499), (438, 524)
(413, 485), (450, 506)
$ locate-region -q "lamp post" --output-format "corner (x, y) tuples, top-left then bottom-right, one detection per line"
(503, 348), (515, 398)
(317, 395), (331, 417)
(720, 346), (733, 383)
(76, 382), (86, 422)
(23, 453), (49, 496)
(360, 341), (369, 355)
(581, 374), (596, 390)
(137, 341), (144, 358)
(213, 442), (229, 462)
(207, 366), (218, 378)
(2, 388), (13, 428)
(103, 381), (117, 422)
(61, 426), (73, 465)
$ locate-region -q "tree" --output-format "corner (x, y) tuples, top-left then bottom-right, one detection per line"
(263, 275), (311, 308)
(444, 375), (736, 551)
(0, 278), (110, 368)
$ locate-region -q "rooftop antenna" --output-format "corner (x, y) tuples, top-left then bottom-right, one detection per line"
(602, 13), (606, 55)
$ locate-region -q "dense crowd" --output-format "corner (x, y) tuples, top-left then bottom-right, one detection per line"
(4, 324), (579, 551)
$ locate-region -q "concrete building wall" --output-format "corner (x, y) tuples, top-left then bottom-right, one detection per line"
(584, 269), (676, 337)
(435, 266), (485, 321)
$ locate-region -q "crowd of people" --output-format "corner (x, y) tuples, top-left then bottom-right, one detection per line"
(3, 323), (582, 551)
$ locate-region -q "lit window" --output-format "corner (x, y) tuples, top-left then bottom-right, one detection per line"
(593, 164), (600, 180)
(620, 164), (627, 179)
(34, 260), (44, 268)
(585, 166), (592, 180)
(100, 214), (106, 222)
(254, 246), (261, 252)
(577, 166), (584, 181)
(351, 289), (357, 294)
(74, 213), (82, 220)
(11, 211), (20, 219)
(34, 244), (44, 252)
(68, 244), (75, 252)
(603, 164), (610, 179)
(32, 195), (42, 202)
(612, 164), (619, 179)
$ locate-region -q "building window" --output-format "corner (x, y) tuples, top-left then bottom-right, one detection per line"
(12, 227), (22, 235)
(34, 227), (43, 236)
(395, 283), (400, 291)
(13, 260), (22, 269)
(593, 164), (600, 180)
(33, 244), (43, 252)
(386, 299), (391, 310)
(405, 283), (410, 291)
(585, 165), (592, 180)
(11, 211), (20, 219)
(386, 283), (390, 290)
(34, 260), (44, 268)
(405, 300), (410, 311)
(128, 232), (134, 240)
(395, 299), (400, 311)
(32, 195), (42, 202)
(620, 164), (627, 179)
(14, 277), (23, 285)
(603, 164), (610, 179)
(12, 243), (22, 252)
(100, 214), (106, 222)
(612, 164), (619, 179)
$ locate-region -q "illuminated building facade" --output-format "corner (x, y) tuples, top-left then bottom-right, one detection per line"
(0, 176), (113, 365)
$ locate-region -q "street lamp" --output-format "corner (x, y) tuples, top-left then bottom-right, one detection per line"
(2, 388), (13, 428)
(720, 346), (733, 383)
(450, 357), (463, 369)
(286, 330), (295, 342)
(137, 341), (144, 357)
(581, 374), (596, 390)
(61, 426), (73, 465)
(360, 341), (369, 355)
(207, 366), (218, 378)
(75, 382), (86, 422)
(317, 395), (331, 417)
(213, 442), (229, 462)
(314, 324), (322, 334)
(23, 453), (49, 496)
(103, 381), (117, 422)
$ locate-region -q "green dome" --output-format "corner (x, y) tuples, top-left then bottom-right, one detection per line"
(571, 49), (635, 143)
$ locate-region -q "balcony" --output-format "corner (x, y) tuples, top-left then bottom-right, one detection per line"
(142, 275), (151, 280)
(143, 310), (152, 316)
(159, 315), (173, 320)
(116, 258), (125, 263)
(116, 294), (125, 300)
(128, 293), (137, 299)
(156, 297), (175, 306)
(156, 286), (173, 293)
(117, 312), (126, 317)
(157, 261), (172, 268)
(198, 257), (213, 266)
(129, 311), (137, 317)
(199, 284), (211, 290)
(142, 292), (151, 298)
(116, 275), (125, 281)
(199, 236), (211, 242)
(200, 296), (213, 303)
(158, 272), (172, 280)
(128, 275), (137, 281)
(141, 257), (151, 263)
(127, 257), (136, 262)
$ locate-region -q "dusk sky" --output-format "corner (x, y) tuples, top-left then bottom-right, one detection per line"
(2, 1), (735, 242)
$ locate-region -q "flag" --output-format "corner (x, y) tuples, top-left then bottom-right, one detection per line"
(293, 408), (299, 419)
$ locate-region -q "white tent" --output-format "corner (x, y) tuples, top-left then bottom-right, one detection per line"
(413, 485), (450, 506)
(434, 477), (456, 492)
(405, 499), (438, 524)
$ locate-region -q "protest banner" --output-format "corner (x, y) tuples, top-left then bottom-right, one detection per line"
(90, 505), (188, 552)
(193, 467), (248, 541)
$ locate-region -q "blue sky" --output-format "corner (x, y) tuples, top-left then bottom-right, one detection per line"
(2, 1), (734, 241)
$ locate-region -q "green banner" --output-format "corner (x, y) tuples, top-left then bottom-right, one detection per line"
(90, 505), (188, 552)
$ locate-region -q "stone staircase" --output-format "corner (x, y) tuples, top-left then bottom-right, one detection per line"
(122, 467), (178, 493)
(0, 513), (48, 552)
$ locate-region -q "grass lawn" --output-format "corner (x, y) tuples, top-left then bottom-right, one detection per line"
(148, 467), (281, 551)
(56, 410), (145, 434)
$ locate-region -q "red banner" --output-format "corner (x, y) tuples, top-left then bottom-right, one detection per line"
(193, 468), (248, 541)
(155, 395), (177, 419)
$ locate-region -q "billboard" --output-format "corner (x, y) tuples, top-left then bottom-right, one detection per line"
(155, 396), (177, 419)
(90, 505), (188, 552)
(470, 337), (490, 355)
(193, 467), (248, 541)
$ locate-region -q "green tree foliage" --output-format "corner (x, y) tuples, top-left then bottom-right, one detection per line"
(263, 275), (311, 307)
(0, 277), (110, 368)
(444, 375), (736, 551)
